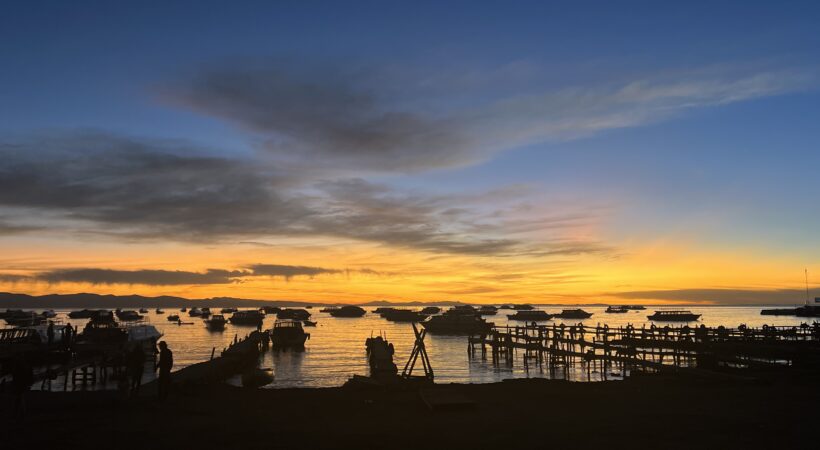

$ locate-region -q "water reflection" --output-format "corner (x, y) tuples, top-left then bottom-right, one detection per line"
(19, 305), (818, 389)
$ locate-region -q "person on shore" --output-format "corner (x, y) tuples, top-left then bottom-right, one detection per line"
(156, 341), (173, 401)
(128, 344), (146, 394)
(47, 322), (55, 346)
(11, 354), (34, 419)
(63, 324), (73, 350)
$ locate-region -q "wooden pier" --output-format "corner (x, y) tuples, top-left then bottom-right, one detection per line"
(468, 322), (820, 380)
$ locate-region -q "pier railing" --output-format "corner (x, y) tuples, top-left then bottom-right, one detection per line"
(468, 322), (820, 379)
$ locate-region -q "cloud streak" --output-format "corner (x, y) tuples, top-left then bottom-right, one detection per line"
(164, 62), (814, 172)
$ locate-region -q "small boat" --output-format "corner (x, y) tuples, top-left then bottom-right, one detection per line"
(201, 307), (212, 318)
(423, 312), (493, 335)
(40, 310), (57, 318)
(449, 305), (478, 315)
(3, 311), (46, 326)
(115, 309), (143, 321)
(647, 310), (701, 322)
(167, 314), (180, 321)
(260, 305), (280, 314)
(181, 307), (187, 312)
(512, 304), (535, 310)
(303, 320), (317, 327)
(329, 305), (366, 318)
(606, 306), (629, 313)
(507, 310), (553, 321)
(421, 306), (441, 315)
(270, 320), (310, 348)
(229, 310), (265, 326)
(373, 307), (395, 316)
(382, 309), (428, 322)
(554, 309), (593, 319)
(68, 309), (104, 319)
(220, 307), (238, 314)
(138, 308), (149, 314)
(155, 308), (164, 314)
(478, 305), (498, 316)
(277, 309), (311, 320)
(188, 307), (203, 317)
(205, 314), (227, 330)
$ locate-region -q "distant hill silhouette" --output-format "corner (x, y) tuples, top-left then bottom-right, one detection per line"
(0, 292), (466, 309)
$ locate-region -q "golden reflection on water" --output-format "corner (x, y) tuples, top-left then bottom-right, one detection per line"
(50, 306), (816, 388)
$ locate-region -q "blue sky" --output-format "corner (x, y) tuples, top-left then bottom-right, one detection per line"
(0, 1), (818, 302)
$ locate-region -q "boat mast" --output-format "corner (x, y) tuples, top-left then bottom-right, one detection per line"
(806, 269), (810, 306)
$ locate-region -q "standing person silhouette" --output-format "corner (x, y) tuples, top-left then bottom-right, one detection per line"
(156, 341), (173, 401)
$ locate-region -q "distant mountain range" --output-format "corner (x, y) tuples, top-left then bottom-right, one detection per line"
(0, 292), (468, 309)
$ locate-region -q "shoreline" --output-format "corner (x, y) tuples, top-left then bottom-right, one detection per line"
(3, 371), (816, 449)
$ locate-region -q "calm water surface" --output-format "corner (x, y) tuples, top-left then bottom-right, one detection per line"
(32, 306), (819, 388)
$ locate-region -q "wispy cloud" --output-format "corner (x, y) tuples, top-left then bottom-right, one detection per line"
(163, 61), (814, 172)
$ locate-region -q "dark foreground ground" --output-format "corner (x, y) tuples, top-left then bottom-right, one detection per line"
(2, 371), (816, 450)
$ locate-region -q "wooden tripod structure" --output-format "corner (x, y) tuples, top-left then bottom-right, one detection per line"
(402, 323), (434, 381)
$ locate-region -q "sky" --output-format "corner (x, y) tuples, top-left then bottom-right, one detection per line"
(0, 1), (819, 304)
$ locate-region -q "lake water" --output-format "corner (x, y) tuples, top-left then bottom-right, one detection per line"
(23, 305), (818, 388)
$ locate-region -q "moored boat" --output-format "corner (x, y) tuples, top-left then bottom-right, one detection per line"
(3, 311), (46, 326)
(422, 309), (493, 334)
(421, 306), (441, 315)
(155, 308), (164, 314)
(606, 305), (629, 313)
(229, 310), (265, 326)
(220, 307), (238, 314)
(115, 309), (143, 321)
(554, 309), (593, 319)
(512, 304), (535, 310)
(205, 314), (228, 330)
(167, 314), (180, 321)
(277, 308), (311, 320)
(188, 307), (203, 316)
(507, 310), (553, 321)
(269, 320), (310, 348)
(382, 309), (428, 322)
(647, 310), (701, 322)
(329, 305), (366, 318)
(139, 308), (149, 314)
(478, 305), (498, 316)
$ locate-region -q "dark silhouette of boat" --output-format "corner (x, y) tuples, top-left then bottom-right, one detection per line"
(68, 309), (105, 319)
(383, 309), (429, 322)
(507, 310), (553, 321)
(180, 307), (187, 312)
(270, 320), (310, 348)
(554, 309), (593, 319)
(260, 305), (280, 314)
(155, 308), (164, 314)
(374, 307), (395, 316)
(422, 309), (493, 334)
(606, 306), (629, 313)
(647, 310), (701, 321)
(229, 310), (265, 326)
(329, 305), (366, 317)
(478, 305), (498, 316)
(220, 307), (238, 313)
(421, 306), (441, 315)
(200, 307), (212, 318)
(167, 314), (180, 321)
(205, 314), (227, 330)
(277, 308), (311, 320)
(512, 304), (535, 310)
(3, 311), (45, 326)
(188, 307), (203, 316)
(139, 308), (149, 313)
(115, 309), (143, 321)
(303, 320), (317, 327)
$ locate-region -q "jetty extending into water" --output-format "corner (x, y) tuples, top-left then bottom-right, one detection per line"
(468, 322), (820, 379)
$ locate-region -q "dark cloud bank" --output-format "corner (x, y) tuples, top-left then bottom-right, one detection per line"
(0, 132), (606, 258)
(3, 264), (355, 286)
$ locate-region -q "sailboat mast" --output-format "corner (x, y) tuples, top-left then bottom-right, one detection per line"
(806, 269), (810, 305)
